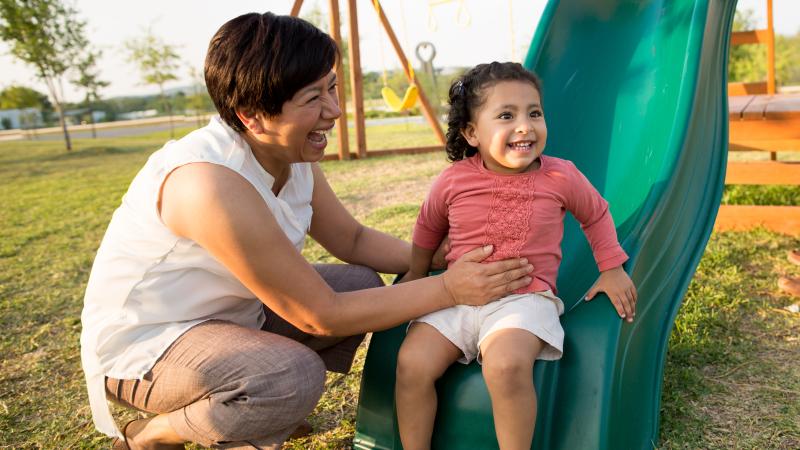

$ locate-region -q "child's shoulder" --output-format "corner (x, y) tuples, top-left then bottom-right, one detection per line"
(541, 154), (577, 170)
(441, 154), (482, 176)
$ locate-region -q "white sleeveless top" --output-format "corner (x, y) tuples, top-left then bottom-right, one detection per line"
(80, 116), (314, 438)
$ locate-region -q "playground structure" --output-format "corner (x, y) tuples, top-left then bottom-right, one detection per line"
(355, 0), (735, 448)
(717, 0), (800, 235)
(290, 0), (447, 161)
(290, 0), (797, 238)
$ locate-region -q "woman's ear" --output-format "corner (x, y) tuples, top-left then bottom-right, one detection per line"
(235, 109), (264, 134)
(461, 122), (479, 147)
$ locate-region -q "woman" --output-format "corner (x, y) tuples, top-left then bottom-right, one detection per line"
(81, 12), (533, 449)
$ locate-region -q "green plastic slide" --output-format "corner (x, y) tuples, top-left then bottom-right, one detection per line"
(354, 0), (736, 448)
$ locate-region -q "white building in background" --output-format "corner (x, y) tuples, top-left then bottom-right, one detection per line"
(0, 108), (43, 130)
(118, 109), (158, 120)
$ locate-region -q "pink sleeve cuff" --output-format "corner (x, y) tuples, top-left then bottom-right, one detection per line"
(595, 250), (629, 272)
(412, 223), (445, 250)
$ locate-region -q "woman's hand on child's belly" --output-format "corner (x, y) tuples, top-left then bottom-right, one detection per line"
(442, 245), (534, 306)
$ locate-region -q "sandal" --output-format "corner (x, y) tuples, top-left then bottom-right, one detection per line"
(110, 419), (137, 450)
(778, 276), (800, 298)
(788, 249), (800, 266)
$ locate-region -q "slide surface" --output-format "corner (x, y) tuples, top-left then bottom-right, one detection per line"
(354, 1), (736, 448)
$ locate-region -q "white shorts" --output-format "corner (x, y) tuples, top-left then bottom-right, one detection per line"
(411, 291), (565, 364)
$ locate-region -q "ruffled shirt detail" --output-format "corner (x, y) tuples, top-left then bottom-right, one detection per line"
(484, 175), (535, 262)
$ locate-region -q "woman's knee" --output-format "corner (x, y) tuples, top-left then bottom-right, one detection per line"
(269, 347), (327, 416)
(223, 347), (326, 433)
(316, 263), (384, 292)
(349, 264), (384, 289)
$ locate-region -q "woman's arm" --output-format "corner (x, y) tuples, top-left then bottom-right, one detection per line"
(161, 163), (532, 337)
(308, 163), (410, 274)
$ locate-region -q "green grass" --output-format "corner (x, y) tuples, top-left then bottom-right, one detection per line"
(0, 130), (798, 449)
(722, 184), (800, 206)
(326, 120), (443, 156)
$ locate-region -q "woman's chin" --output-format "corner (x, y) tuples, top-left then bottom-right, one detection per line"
(302, 146), (327, 162)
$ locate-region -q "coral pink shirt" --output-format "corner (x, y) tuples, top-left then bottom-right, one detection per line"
(413, 154), (628, 295)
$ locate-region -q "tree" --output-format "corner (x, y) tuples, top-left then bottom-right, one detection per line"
(0, 0), (88, 151)
(728, 9), (800, 88)
(186, 65), (213, 127)
(125, 29), (182, 138)
(0, 85), (50, 110)
(72, 49), (109, 138)
(301, 1), (328, 33)
(729, 9), (764, 83)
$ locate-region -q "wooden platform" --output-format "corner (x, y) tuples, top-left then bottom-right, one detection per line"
(728, 93), (800, 152)
(715, 205), (800, 236)
(718, 93), (800, 236)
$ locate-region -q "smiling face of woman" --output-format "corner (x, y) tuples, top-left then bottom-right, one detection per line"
(238, 71), (341, 171)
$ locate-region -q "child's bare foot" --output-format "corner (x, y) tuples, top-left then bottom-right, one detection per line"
(788, 249), (800, 266)
(778, 276), (800, 298)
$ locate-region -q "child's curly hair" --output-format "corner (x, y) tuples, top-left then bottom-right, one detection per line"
(445, 62), (543, 162)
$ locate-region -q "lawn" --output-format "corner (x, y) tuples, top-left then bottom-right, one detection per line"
(0, 127), (798, 449)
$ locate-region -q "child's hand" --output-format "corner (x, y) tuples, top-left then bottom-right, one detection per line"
(585, 266), (637, 322)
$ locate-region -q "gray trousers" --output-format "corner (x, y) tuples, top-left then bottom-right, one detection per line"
(105, 264), (384, 449)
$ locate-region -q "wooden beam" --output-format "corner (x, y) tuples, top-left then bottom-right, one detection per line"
(729, 139), (800, 152)
(347, 0), (367, 158)
(370, 0), (446, 145)
(725, 162), (800, 185)
(729, 117), (800, 141)
(730, 29), (772, 46)
(328, 0), (350, 160)
(728, 81), (767, 96)
(290, 0), (303, 16)
(715, 205), (800, 236)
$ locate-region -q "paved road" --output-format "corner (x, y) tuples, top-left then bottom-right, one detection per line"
(18, 122), (200, 141)
(9, 115), (434, 142)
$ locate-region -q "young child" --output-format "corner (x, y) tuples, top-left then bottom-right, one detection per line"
(395, 62), (637, 450)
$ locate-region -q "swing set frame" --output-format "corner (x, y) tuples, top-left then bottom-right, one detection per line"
(291, 0), (446, 160)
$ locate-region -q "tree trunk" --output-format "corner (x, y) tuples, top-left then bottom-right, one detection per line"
(88, 106), (97, 139)
(54, 102), (72, 151)
(159, 85), (174, 139)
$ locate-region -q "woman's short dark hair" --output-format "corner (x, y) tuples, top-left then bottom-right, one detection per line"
(204, 12), (339, 132)
(445, 62), (543, 162)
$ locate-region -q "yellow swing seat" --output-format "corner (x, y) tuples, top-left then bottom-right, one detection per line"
(381, 84), (418, 112)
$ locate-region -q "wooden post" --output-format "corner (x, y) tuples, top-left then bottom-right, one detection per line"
(766, 0), (777, 160)
(370, 0), (446, 145)
(290, 0), (303, 16)
(766, 0), (776, 95)
(328, 0), (351, 160)
(347, 0), (368, 158)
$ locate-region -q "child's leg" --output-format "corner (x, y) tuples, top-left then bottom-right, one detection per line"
(479, 329), (544, 450)
(396, 323), (463, 450)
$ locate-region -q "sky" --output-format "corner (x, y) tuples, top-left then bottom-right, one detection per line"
(1, 0), (798, 103)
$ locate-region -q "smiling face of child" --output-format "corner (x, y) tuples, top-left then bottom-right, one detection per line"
(461, 80), (547, 174)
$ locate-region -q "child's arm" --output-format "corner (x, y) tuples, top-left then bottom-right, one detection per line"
(563, 161), (637, 321)
(398, 244), (436, 283)
(402, 168), (453, 282)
